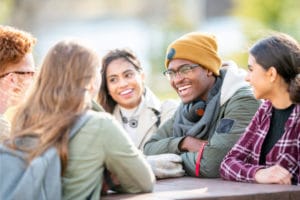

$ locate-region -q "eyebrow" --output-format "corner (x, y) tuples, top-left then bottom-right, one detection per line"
(168, 63), (195, 71)
(167, 64), (188, 72)
(107, 69), (135, 78)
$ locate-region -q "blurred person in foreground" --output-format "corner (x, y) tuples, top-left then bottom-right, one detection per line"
(220, 33), (300, 185)
(0, 25), (36, 141)
(144, 32), (260, 178)
(98, 48), (178, 150)
(5, 39), (155, 199)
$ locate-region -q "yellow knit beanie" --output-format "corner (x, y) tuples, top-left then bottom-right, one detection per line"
(165, 32), (221, 76)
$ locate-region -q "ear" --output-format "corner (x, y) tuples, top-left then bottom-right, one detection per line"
(7, 73), (18, 83)
(267, 66), (278, 82)
(1, 73), (17, 89)
(140, 71), (146, 84)
(86, 78), (96, 98)
(141, 71), (145, 81)
(207, 70), (214, 77)
(86, 82), (93, 92)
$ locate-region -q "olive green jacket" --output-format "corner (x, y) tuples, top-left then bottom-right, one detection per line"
(144, 65), (260, 178)
(63, 108), (155, 200)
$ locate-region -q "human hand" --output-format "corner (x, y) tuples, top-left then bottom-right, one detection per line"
(254, 165), (292, 185)
(146, 153), (185, 179)
(101, 170), (120, 195)
(179, 136), (207, 152)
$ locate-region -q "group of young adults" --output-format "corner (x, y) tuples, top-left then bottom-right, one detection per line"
(0, 23), (299, 199)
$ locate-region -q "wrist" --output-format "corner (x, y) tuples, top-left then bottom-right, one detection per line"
(195, 142), (207, 177)
(178, 136), (188, 151)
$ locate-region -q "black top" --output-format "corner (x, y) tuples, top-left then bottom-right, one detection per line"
(259, 104), (295, 165)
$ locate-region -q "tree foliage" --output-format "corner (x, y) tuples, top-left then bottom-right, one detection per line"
(0, 0), (13, 23)
(233, 0), (300, 40)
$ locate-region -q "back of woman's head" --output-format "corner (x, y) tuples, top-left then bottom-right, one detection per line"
(250, 33), (300, 103)
(98, 48), (143, 113)
(10, 39), (100, 169)
(36, 40), (99, 113)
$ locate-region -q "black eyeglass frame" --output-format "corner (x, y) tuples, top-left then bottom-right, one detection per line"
(0, 71), (35, 79)
(163, 64), (201, 80)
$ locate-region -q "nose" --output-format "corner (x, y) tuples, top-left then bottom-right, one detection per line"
(171, 72), (184, 85)
(244, 72), (250, 82)
(118, 77), (129, 87)
(172, 72), (184, 83)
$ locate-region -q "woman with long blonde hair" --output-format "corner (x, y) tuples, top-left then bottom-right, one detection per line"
(7, 39), (155, 199)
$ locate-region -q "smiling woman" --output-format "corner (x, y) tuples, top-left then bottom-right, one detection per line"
(97, 48), (178, 150)
(220, 32), (300, 185)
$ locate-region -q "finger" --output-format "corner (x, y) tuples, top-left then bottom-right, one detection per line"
(274, 166), (290, 178)
(276, 172), (292, 185)
(280, 177), (291, 185)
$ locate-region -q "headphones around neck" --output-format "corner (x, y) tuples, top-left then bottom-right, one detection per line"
(183, 100), (206, 122)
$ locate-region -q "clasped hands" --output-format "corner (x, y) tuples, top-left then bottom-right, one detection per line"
(179, 136), (208, 152)
(146, 153), (185, 179)
(146, 136), (208, 179)
(255, 165), (293, 185)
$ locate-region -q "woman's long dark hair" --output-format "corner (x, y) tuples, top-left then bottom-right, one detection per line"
(250, 33), (300, 103)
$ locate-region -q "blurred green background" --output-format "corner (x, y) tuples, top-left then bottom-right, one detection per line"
(1, 0), (300, 100)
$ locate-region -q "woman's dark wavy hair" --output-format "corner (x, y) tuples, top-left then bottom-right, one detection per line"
(250, 32), (300, 103)
(97, 48), (143, 113)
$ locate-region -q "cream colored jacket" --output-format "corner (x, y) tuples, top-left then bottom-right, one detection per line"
(113, 88), (178, 150)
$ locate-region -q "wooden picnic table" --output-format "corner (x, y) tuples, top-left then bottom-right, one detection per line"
(102, 176), (300, 200)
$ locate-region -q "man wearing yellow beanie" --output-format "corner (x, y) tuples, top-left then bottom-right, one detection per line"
(144, 32), (260, 178)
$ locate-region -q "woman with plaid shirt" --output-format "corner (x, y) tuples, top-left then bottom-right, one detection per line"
(220, 33), (300, 185)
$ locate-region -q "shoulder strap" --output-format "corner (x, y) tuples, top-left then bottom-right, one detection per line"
(69, 111), (92, 139)
(151, 108), (161, 127)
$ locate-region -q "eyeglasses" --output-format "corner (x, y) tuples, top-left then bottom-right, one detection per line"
(163, 64), (200, 80)
(0, 71), (35, 79)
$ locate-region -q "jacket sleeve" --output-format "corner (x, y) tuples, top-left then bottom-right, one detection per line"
(143, 116), (184, 155)
(103, 116), (155, 193)
(183, 88), (261, 178)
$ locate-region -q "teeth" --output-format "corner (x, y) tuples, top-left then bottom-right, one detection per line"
(120, 89), (132, 95)
(178, 85), (191, 92)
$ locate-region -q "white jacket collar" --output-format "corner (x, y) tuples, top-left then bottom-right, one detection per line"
(220, 61), (250, 106)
